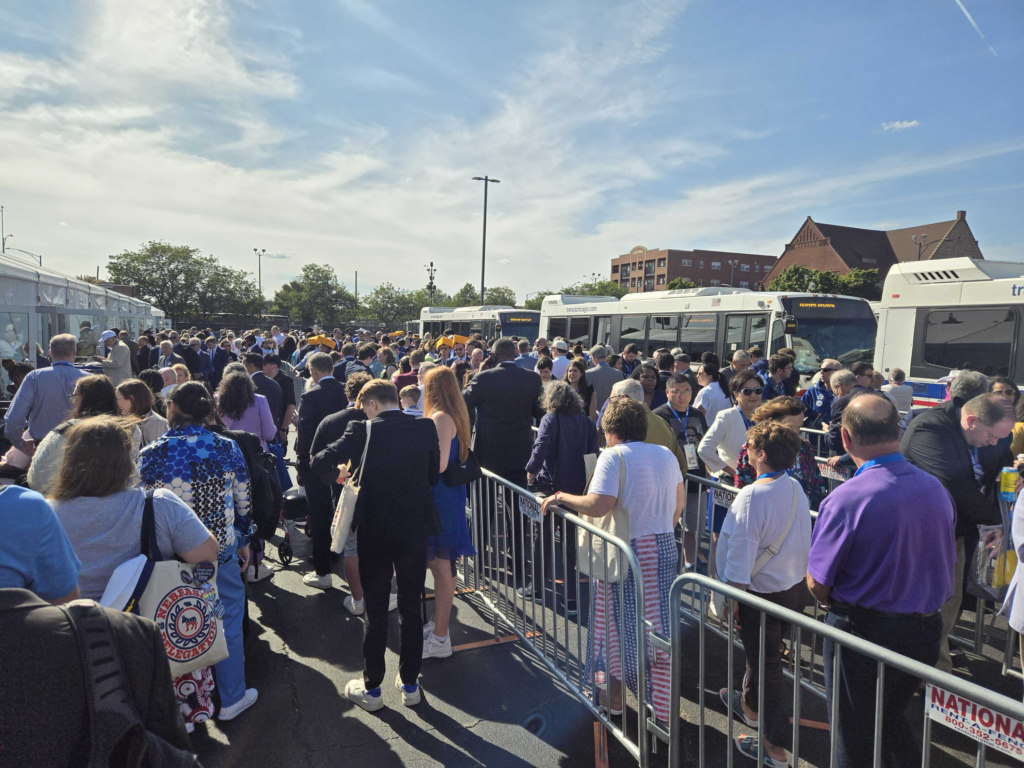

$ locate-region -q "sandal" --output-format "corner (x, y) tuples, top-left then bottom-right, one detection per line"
(734, 734), (789, 767)
(719, 688), (758, 728)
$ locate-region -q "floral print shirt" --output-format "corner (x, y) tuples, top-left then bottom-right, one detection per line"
(138, 424), (253, 562)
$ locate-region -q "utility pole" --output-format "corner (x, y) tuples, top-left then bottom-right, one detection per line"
(355, 271), (358, 302)
(472, 176), (500, 304)
(728, 259), (739, 286)
(1, 206), (4, 253)
(253, 248), (265, 314)
(425, 262), (437, 304)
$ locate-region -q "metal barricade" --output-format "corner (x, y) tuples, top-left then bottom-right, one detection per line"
(461, 469), (652, 767)
(801, 426), (830, 459)
(654, 573), (1024, 767)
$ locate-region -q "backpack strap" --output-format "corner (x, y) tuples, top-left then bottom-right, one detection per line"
(139, 489), (163, 561)
(61, 601), (143, 767)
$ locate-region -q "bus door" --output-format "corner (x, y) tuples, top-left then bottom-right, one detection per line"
(567, 317), (591, 349)
(645, 314), (679, 358)
(619, 315), (646, 356)
(679, 313), (717, 360)
(592, 316), (612, 348)
(724, 314), (769, 359)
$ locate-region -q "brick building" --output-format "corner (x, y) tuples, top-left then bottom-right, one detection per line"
(762, 210), (983, 287)
(610, 246), (778, 293)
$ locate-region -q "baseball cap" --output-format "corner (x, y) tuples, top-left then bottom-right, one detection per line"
(673, 353), (690, 363)
(99, 330), (117, 343)
(937, 369), (961, 384)
(553, 340), (569, 351)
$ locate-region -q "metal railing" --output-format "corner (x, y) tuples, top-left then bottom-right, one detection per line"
(461, 470), (653, 766)
(654, 573), (1024, 767)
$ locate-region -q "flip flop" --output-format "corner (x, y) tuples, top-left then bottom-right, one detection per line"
(720, 688), (758, 728)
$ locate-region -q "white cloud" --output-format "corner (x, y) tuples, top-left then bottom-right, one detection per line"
(882, 120), (921, 132)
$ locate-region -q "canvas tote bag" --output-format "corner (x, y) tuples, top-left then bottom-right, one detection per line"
(330, 421), (373, 553)
(577, 447), (631, 583)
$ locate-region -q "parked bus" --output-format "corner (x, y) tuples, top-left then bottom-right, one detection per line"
(0, 252), (165, 391)
(413, 306), (541, 343)
(539, 287), (877, 390)
(874, 258), (1024, 405)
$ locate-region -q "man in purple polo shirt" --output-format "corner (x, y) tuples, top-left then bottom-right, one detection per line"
(806, 395), (956, 768)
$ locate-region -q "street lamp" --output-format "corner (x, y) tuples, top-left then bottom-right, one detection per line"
(2, 233), (12, 254)
(471, 176), (500, 304)
(425, 262), (437, 304)
(7, 246), (42, 267)
(253, 248), (266, 314)
(728, 259), (739, 286)
(1, 205), (5, 253)
(912, 234), (928, 260)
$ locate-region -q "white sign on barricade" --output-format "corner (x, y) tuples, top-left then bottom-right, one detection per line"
(712, 487), (736, 508)
(926, 684), (1024, 760)
(817, 462), (852, 482)
(520, 497), (541, 523)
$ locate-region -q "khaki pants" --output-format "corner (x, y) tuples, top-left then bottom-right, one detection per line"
(937, 537), (966, 674)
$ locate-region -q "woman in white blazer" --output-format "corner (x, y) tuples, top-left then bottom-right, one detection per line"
(697, 370), (765, 587)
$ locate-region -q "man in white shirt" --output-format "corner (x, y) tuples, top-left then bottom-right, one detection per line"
(540, 339), (571, 380)
(271, 325), (285, 347)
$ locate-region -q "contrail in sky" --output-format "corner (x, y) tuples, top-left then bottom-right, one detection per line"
(953, 0), (998, 56)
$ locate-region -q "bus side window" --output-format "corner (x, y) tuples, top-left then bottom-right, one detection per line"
(770, 317), (786, 355)
(646, 314), (679, 358)
(548, 318), (567, 342)
(918, 307), (1015, 378)
(593, 316), (611, 347)
(620, 315), (646, 354)
(568, 318), (590, 347)
(748, 315), (768, 349)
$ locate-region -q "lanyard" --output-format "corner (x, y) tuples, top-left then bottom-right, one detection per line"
(668, 405), (690, 436)
(852, 452), (903, 478)
(756, 470), (788, 480)
(740, 411), (753, 429)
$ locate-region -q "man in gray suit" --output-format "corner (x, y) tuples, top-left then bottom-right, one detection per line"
(91, 330), (132, 386)
(587, 344), (623, 417)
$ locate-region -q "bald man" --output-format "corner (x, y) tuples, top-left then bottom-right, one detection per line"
(801, 358), (842, 428)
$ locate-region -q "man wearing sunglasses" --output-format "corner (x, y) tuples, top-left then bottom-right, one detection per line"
(801, 358), (842, 429)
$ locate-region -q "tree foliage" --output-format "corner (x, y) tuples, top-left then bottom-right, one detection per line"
(361, 282), (422, 326)
(666, 277), (697, 290)
(522, 279), (627, 310)
(106, 241), (263, 323)
(767, 265), (880, 300)
(271, 264), (358, 327)
(483, 285), (517, 306)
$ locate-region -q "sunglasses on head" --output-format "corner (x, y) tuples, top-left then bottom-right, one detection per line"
(739, 386), (764, 396)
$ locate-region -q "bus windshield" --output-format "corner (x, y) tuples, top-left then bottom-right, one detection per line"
(783, 299), (876, 374)
(499, 312), (540, 343)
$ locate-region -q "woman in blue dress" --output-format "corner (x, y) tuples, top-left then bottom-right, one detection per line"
(421, 366), (476, 660)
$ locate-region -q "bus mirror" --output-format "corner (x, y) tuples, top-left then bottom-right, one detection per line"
(784, 317), (798, 333)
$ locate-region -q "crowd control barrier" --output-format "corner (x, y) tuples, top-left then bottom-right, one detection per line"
(460, 469), (653, 767)
(653, 573), (1024, 768)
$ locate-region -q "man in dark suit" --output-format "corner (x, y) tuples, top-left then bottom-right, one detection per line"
(901, 390), (1014, 673)
(296, 352), (348, 587)
(333, 343), (357, 381)
(463, 337), (544, 586)
(242, 353), (283, 430)
(156, 340), (184, 369)
(343, 344), (376, 383)
(136, 335), (159, 370)
(310, 379), (440, 711)
(181, 337), (202, 376)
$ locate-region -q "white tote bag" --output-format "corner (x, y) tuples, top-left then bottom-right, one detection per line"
(330, 421), (373, 554)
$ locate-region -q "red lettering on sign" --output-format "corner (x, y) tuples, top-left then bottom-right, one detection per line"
(978, 709), (994, 728)
(996, 714), (1012, 736)
(1013, 721), (1024, 741)
(931, 687), (945, 707)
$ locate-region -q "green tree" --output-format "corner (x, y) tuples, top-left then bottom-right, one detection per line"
(483, 285), (517, 306)
(666, 277), (697, 290)
(361, 282), (420, 326)
(270, 264), (357, 327)
(523, 291), (557, 311)
(106, 241), (208, 321)
(271, 280), (305, 321)
(448, 283), (482, 307)
(837, 268), (881, 300)
(767, 265), (841, 294)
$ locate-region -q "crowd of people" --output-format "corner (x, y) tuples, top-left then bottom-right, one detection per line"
(3, 319), (1024, 767)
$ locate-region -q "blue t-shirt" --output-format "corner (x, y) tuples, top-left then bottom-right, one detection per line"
(0, 486), (81, 600)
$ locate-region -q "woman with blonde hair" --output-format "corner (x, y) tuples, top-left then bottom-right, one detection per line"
(421, 365), (477, 660)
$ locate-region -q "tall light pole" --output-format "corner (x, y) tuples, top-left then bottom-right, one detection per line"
(7, 246), (41, 267)
(1, 206), (5, 253)
(912, 234), (928, 260)
(425, 262), (437, 304)
(471, 176), (500, 304)
(728, 259), (739, 286)
(253, 248), (265, 315)
(2, 232), (13, 254)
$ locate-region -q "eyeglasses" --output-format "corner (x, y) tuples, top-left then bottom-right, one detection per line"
(820, 368), (840, 373)
(738, 387), (764, 396)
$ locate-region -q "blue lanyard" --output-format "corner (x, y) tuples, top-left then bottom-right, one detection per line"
(668, 405), (690, 435)
(852, 452), (903, 477)
(756, 469), (788, 480)
(740, 412), (753, 429)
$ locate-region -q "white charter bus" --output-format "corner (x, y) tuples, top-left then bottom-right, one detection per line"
(874, 258), (1024, 405)
(539, 288), (877, 390)
(413, 306), (541, 342)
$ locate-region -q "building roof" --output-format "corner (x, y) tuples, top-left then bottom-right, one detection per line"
(884, 219), (959, 263)
(804, 213), (968, 270)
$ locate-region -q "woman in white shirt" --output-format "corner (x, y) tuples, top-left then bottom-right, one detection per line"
(693, 362), (732, 426)
(717, 421), (811, 768)
(541, 397), (684, 726)
(116, 379), (169, 447)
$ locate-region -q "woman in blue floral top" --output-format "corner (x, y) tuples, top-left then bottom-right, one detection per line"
(734, 396), (827, 511)
(138, 382), (259, 723)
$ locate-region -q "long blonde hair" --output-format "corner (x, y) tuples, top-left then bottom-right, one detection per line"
(422, 366), (471, 463)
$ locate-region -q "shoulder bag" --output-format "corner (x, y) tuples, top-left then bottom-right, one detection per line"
(330, 421), (372, 553)
(576, 447), (631, 583)
(112, 490), (228, 677)
(443, 443), (482, 487)
(716, 476), (800, 584)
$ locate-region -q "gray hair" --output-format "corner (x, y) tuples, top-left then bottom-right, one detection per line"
(732, 350), (751, 363)
(48, 333), (77, 360)
(951, 371), (989, 402)
(963, 392), (1015, 427)
(307, 352), (334, 376)
(610, 378), (645, 401)
(889, 367), (906, 385)
(831, 369), (856, 390)
(223, 361), (248, 377)
(589, 344), (608, 360)
(543, 380), (585, 416)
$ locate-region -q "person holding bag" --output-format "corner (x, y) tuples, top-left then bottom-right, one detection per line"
(716, 421), (812, 768)
(421, 366), (478, 660)
(540, 397), (683, 725)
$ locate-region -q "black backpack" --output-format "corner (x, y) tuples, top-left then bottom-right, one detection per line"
(61, 601), (202, 767)
(217, 427), (282, 541)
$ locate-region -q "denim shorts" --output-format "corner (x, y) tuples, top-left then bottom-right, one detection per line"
(344, 528), (358, 558)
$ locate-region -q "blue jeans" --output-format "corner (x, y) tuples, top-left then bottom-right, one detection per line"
(214, 547), (247, 708)
(823, 607), (941, 768)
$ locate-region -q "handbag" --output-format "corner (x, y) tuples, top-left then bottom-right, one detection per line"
(443, 446), (483, 487)
(330, 421), (372, 554)
(577, 447), (631, 583)
(113, 490), (229, 677)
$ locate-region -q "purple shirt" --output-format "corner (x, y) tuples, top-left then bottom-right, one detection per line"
(808, 456), (956, 614)
(219, 393), (278, 450)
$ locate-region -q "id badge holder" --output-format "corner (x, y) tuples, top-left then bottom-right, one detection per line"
(684, 443), (699, 471)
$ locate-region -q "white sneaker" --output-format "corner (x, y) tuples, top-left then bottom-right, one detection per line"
(395, 673), (421, 706)
(185, 722), (194, 734)
(218, 688), (258, 721)
(346, 680), (384, 712)
(302, 572), (332, 590)
(246, 560), (274, 582)
(344, 595), (365, 615)
(422, 620), (435, 639)
(422, 633), (452, 659)
(388, 592), (398, 612)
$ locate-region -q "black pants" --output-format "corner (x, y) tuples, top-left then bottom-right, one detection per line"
(823, 607), (942, 768)
(736, 582), (809, 747)
(357, 532), (428, 690)
(305, 476), (335, 576)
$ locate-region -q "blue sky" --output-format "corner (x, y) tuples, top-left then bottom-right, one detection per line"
(0, 0), (1021, 303)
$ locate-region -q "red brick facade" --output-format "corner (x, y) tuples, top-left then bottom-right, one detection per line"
(610, 246), (778, 293)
